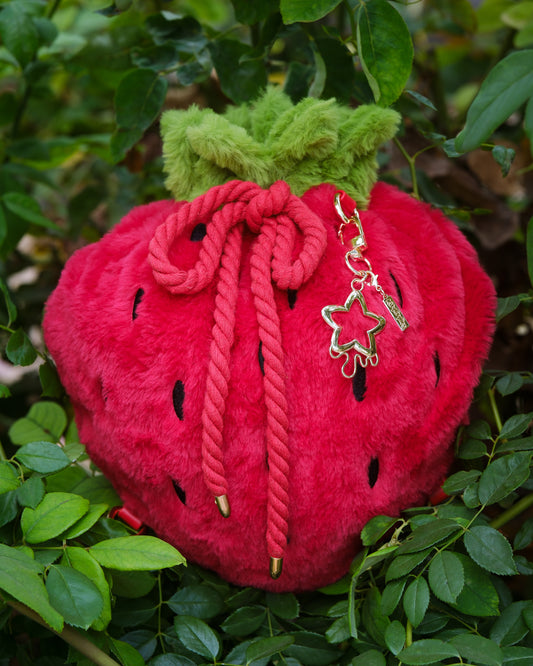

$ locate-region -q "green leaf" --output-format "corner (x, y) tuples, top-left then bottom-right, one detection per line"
(361, 515), (398, 546)
(442, 470), (481, 494)
(398, 519), (462, 554)
(110, 126), (144, 163)
(112, 570), (157, 599)
(0, 462), (20, 494)
(478, 452), (532, 505)
(514, 517), (533, 550)
(502, 646), (533, 665)
(428, 550), (465, 604)
(455, 50), (533, 153)
(265, 592), (300, 619)
(220, 605), (266, 636)
(285, 631), (341, 665)
(492, 145), (515, 177)
(280, 0), (342, 23)
(174, 615), (220, 660)
(398, 639), (459, 665)
(351, 651), (386, 666)
(9, 402), (67, 445)
(500, 413), (533, 440)
(15, 441), (71, 474)
(15, 476), (45, 508)
(464, 526), (517, 576)
(381, 578), (407, 615)
(449, 633), (503, 666)
(385, 620), (406, 655)
(115, 69), (167, 131)
(0, 544), (63, 632)
(403, 577), (429, 628)
(62, 503), (108, 539)
(490, 601), (531, 647)
(21, 492), (89, 544)
(325, 614), (350, 644)
(386, 550), (430, 582)
(6, 328), (37, 366)
(109, 637), (145, 666)
(467, 419), (492, 440)
(450, 553), (500, 617)
(0, 2), (39, 67)
(356, 0), (413, 106)
(208, 39), (267, 104)
(167, 585), (224, 620)
(496, 295), (523, 321)
(0, 278), (17, 327)
(46, 564), (103, 630)
(0, 383), (11, 398)
(497, 373), (525, 397)
(63, 547), (111, 631)
(458, 438), (487, 459)
(89, 535), (186, 570)
(2, 193), (61, 231)
(361, 586), (390, 648)
(245, 635), (295, 663)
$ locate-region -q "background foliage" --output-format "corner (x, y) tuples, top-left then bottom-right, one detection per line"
(1, 0), (533, 664)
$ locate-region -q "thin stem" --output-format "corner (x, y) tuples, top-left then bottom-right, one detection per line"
(488, 388), (503, 433)
(394, 137), (419, 199)
(490, 493), (533, 530)
(7, 600), (120, 666)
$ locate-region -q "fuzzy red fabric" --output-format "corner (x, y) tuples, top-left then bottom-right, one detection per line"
(43, 181), (495, 592)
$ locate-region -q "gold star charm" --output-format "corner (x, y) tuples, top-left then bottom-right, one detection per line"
(322, 288), (386, 378)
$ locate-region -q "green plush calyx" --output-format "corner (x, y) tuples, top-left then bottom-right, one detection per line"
(161, 87), (400, 207)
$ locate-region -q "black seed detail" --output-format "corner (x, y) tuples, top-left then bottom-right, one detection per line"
(368, 457), (379, 488)
(287, 289), (297, 309)
(258, 341), (265, 375)
(190, 223), (207, 241)
(434, 352), (441, 387)
(389, 271), (403, 308)
(132, 288), (145, 320)
(172, 479), (187, 505)
(266, 452), (269, 470)
(352, 364), (366, 402)
(173, 380), (185, 420)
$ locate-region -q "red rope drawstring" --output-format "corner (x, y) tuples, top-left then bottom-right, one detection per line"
(148, 180), (327, 578)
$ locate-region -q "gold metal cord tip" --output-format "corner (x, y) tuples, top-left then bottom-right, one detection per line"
(270, 557), (283, 579)
(215, 495), (230, 518)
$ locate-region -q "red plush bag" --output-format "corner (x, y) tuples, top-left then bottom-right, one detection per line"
(43, 92), (495, 591)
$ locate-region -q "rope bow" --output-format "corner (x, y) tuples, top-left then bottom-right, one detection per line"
(148, 179), (327, 578)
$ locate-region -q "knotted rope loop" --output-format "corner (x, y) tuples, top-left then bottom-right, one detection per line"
(148, 180), (327, 576)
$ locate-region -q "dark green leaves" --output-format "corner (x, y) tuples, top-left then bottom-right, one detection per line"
(464, 526), (517, 575)
(403, 577), (429, 627)
(208, 40), (268, 104)
(9, 402), (67, 445)
(280, 0), (343, 23)
(6, 328), (37, 366)
(167, 584), (225, 619)
(356, 0), (414, 106)
(398, 639), (459, 665)
(0, 2), (39, 68)
(456, 50), (533, 152)
(478, 452), (532, 505)
(111, 69), (168, 161)
(428, 551), (464, 604)
(174, 615), (221, 660)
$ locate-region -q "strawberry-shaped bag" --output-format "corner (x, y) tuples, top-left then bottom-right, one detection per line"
(43, 89), (495, 592)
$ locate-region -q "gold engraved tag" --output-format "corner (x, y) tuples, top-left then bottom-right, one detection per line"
(382, 294), (409, 331)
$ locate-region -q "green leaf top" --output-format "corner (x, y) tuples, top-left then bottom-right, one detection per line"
(161, 87), (399, 207)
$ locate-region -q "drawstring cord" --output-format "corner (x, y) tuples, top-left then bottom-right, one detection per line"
(148, 180), (327, 578)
